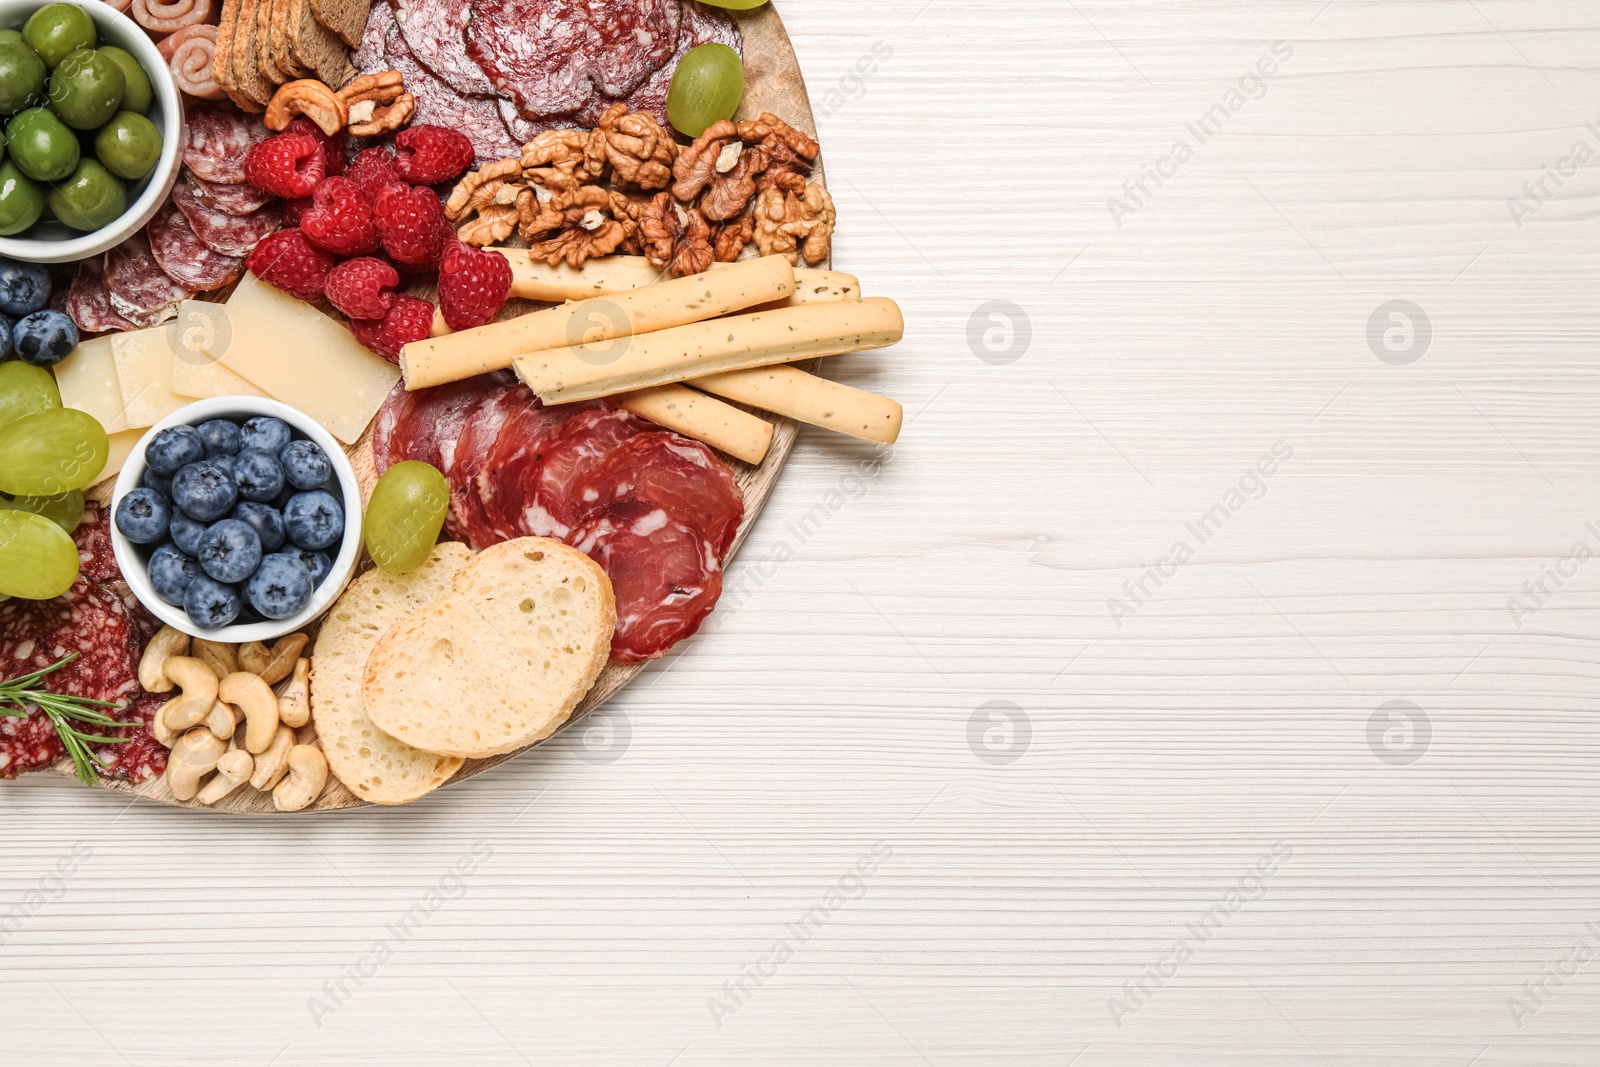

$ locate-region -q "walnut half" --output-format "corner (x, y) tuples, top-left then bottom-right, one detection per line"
(752, 182), (837, 267)
(640, 193), (713, 277)
(337, 71), (414, 137)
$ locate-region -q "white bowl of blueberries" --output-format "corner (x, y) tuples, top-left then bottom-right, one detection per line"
(109, 396), (363, 641)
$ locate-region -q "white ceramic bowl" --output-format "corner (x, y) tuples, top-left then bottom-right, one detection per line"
(0, 0), (184, 262)
(110, 396), (363, 643)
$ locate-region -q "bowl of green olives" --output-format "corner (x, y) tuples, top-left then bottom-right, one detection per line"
(0, 1), (181, 262)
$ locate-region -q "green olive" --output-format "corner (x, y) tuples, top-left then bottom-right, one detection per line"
(7, 106), (77, 181)
(92, 109), (158, 180)
(47, 47), (123, 130)
(97, 46), (149, 114)
(0, 35), (46, 115)
(47, 157), (123, 231)
(22, 3), (97, 69)
(0, 159), (43, 235)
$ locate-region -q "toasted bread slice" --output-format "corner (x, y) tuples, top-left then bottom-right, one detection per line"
(231, 0), (277, 107)
(286, 0), (356, 88)
(311, 543), (474, 805)
(309, 0), (370, 50)
(363, 538), (616, 759)
(260, 0), (295, 83)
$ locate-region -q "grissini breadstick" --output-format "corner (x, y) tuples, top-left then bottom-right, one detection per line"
(614, 385), (775, 465)
(691, 365), (902, 446)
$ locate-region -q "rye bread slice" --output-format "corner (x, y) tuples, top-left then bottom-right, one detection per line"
(287, 0), (357, 88)
(231, 0), (278, 108)
(309, 0), (370, 50)
(310, 542), (474, 805)
(363, 538), (616, 760)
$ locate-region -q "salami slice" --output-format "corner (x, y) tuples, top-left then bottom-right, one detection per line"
(623, 0), (739, 124)
(73, 506), (119, 584)
(584, 0), (680, 99)
(523, 406), (646, 537)
(398, 0), (497, 96)
(385, 29), (521, 163)
(92, 690), (169, 784)
(353, 0), (396, 73)
(105, 234), (190, 328)
(187, 170), (274, 215)
(465, 0), (596, 118)
(64, 256), (136, 334)
(445, 384), (529, 548)
(572, 499), (723, 662)
(148, 202), (245, 291)
(172, 175), (284, 256)
(372, 380), (408, 477)
(499, 98), (564, 145)
(578, 431), (743, 555)
(183, 102), (274, 184)
(477, 397), (604, 542)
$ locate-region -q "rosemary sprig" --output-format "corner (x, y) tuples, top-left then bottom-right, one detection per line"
(0, 653), (130, 786)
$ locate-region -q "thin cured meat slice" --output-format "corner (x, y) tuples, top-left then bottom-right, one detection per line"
(372, 380), (408, 477)
(147, 202), (244, 291)
(397, 0), (496, 96)
(499, 98), (565, 145)
(623, 0), (739, 125)
(477, 397), (605, 543)
(183, 102), (274, 184)
(444, 384), (529, 548)
(584, 0), (681, 99)
(132, 0), (212, 34)
(105, 234), (190, 328)
(64, 257), (136, 334)
(465, 0), (596, 118)
(385, 29), (521, 163)
(524, 406), (646, 538)
(73, 506), (119, 584)
(353, 0), (396, 73)
(578, 431), (744, 555)
(159, 25), (225, 101)
(92, 690), (169, 783)
(186, 171), (274, 216)
(380, 373), (509, 475)
(172, 175), (284, 256)
(572, 499), (723, 662)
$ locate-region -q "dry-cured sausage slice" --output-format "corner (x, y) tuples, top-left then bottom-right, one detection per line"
(93, 690), (170, 783)
(381, 373), (511, 476)
(353, 0), (396, 72)
(172, 174), (284, 256)
(186, 170), (275, 216)
(522, 406), (645, 537)
(443, 383), (528, 548)
(64, 256), (136, 334)
(572, 498), (723, 662)
(73, 506), (120, 585)
(584, 0), (680, 99)
(465, 0), (595, 118)
(578, 430), (743, 555)
(184, 103), (274, 184)
(385, 29), (522, 163)
(476, 397), (604, 542)
(397, 0), (497, 96)
(105, 234), (190, 328)
(148, 202), (245, 291)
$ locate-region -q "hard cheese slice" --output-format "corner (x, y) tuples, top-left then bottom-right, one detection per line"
(168, 300), (267, 400)
(210, 273), (401, 444)
(102, 428), (146, 482)
(112, 327), (189, 429)
(52, 337), (131, 433)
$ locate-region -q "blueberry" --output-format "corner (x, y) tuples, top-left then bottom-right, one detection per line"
(195, 418), (243, 457)
(147, 544), (203, 607)
(184, 576), (241, 630)
(240, 416), (292, 455)
(279, 439), (332, 491)
(14, 310), (78, 368)
(0, 313), (13, 361)
(211, 453), (234, 476)
(0, 260), (51, 316)
(292, 548), (332, 586)
(283, 489), (344, 550)
(232, 501), (286, 552)
(141, 465), (173, 498)
(114, 488), (170, 544)
(245, 552), (315, 619)
(232, 448), (285, 503)
(169, 510), (207, 557)
(144, 425), (206, 475)
(196, 519), (263, 584)
(170, 459), (238, 522)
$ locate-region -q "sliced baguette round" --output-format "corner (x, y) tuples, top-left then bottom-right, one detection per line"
(310, 542), (474, 804)
(362, 538), (616, 759)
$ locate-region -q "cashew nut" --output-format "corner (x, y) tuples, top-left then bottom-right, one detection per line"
(265, 79), (349, 136)
(218, 672), (280, 754)
(137, 626), (189, 693)
(250, 725), (296, 791)
(159, 657), (220, 736)
(166, 728), (228, 801)
(273, 745), (328, 812)
(192, 639), (238, 679)
(204, 701), (237, 741)
(151, 697), (181, 748)
(195, 749), (254, 806)
(239, 633), (309, 685)
(277, 659), (310, 729)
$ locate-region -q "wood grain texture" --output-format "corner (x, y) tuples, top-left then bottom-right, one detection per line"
(6, 0), (1600, 1062)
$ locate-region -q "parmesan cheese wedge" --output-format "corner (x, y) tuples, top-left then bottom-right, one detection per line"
(692, 365), (902, 446)
(513, 297), (904, 405)
(208, 273), (402, 444)
(53, 337), (131, 433)
(111, 328), (190, 428)
(615, 385), (775, 465)
(401, 255), (797, 390)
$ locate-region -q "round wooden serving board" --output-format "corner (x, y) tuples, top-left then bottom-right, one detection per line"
(51, 3), (826, 812)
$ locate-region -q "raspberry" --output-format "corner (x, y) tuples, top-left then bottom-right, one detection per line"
(245, 228), (338, 302)
(392, 125), (475, 185)
(349, 294), (435, 363)
(324, 257), (399, 320)
(300, 176), (379, 256)
(437, 242), (513, 330)
(282, 116), (347, 176)
(281, 196), (312, 227)
(345, 147), (405, 204)
(243, 133), (325, 198)
(372, 184), (447, 267)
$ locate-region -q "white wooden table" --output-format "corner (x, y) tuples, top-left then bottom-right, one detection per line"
(5, 2), (1600, 1063)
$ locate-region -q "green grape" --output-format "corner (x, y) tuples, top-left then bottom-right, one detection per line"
(695, 0), (769, 7)
(365, 461), (450, 574)
(667, 44), (745, 138)
(0, 489), (85, 533)
(0, 508), (80, 599)
(0, 360), (61, 433)
(0, 407), (109, 496)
